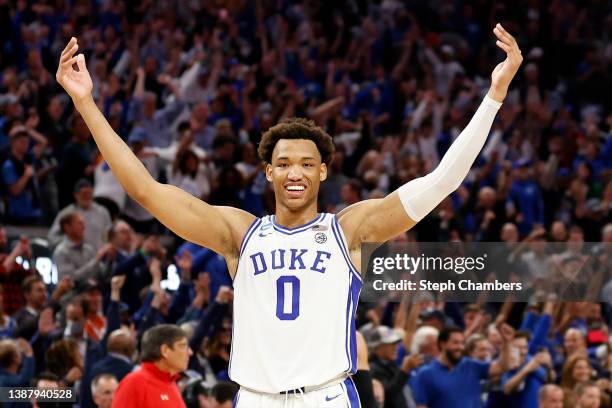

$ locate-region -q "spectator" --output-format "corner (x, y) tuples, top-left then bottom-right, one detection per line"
(368, 325), (421, 408)
(56, 115), (97, 209)
(538, 384), (564, 408)
(52, 212), (109, 285)
(113, 324), (192, 407)
(508, 160), (545, 236)
(119, 127), (161, 233)
(574, 381), (602, 408)
(1, 126), (44, 224)
(82, 281), (106, 343)
(208, 382), (240, 408)
(501, 331), (554, 407)
(48, 179), (112, 250)
(413, 326), (514, 408)
(353, 331), (379, 408)
(206, 318), (232, 379)
(89, 328), (135, 383)
(93, 160), (126, 220)
(45, 338), (84, 389)
(91, 373), (118, 408)
(561, 354), (594, 392)
(564, 329), (588, 360)
(465, 334), (493, 362)
(410, 326), (440, 363)
(127, 67), (185, 149)
(13, 275), (47, 340)
(167, 147), (211, 201)
(0, 226), (34, 316)
(31, 372), (64, 408)
(0, 338), (35, 388)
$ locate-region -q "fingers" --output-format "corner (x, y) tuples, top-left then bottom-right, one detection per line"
(61, 55), (78, 70)
(60, 41), (78, 64)
(496, 40), (511, 53)
(76, 53), (87, 72)
(493, 23), (522, 64)
(60, 37), (77, 58)
(495, 23), (515, 42)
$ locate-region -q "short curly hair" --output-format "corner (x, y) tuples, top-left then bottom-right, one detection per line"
(257, 118), (334, 165)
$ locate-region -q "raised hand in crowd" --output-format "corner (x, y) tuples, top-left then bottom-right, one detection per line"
(110, 275), (126, 302)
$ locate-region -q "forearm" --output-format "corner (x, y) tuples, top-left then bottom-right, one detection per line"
(10, 173), (31, 196)
(495, 340), (513, 374)
(503, 367), (532, 394)
(398, 95), (502, 222)
(74, 97), (155, 199)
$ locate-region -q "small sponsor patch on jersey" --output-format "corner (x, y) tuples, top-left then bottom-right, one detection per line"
(311, 224), (328, 231)
(315, 232), (328, 244)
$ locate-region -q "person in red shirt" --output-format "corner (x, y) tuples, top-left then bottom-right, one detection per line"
(112, 324), (193, 407)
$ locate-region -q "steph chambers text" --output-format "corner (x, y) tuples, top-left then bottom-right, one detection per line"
(372, 279), (523, 292)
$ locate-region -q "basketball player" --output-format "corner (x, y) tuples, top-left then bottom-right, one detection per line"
(56, 24), (522, 407)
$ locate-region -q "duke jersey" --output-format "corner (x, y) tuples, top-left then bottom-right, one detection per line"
(229, 213), (362, 393)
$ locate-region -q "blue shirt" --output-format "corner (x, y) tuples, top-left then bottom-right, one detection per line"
(501, 357), (547, 408)
(413, 358), (490, 408)
(509, 180), (544, 235)
(1, 158), (41, 220)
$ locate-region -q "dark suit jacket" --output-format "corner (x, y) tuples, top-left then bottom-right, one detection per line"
(79, 354), (133, 408)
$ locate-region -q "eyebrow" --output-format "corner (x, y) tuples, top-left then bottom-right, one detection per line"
(276, 156), (317, 161)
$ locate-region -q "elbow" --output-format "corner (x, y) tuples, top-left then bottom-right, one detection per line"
(130, 180), (157, 204)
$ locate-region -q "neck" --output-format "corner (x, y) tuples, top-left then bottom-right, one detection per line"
(67, 236), (82, 245)
(11, 151), (24, 161)
(439, 353), (456, 368)
(153, 359), (178, 377)
(274, 203), (318, 229)
(27, 302), (41, 312)
(6, 363), (19, 374)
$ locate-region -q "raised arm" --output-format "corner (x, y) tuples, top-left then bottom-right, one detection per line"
(55, 38), (254, 267)
(339, 24), (522, 248)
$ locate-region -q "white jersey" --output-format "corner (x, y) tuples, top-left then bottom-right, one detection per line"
(229, 213), (362, 393)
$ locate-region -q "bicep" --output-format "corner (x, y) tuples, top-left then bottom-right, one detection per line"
(338, 193), (417, 246)
(138, 182), (254, 258)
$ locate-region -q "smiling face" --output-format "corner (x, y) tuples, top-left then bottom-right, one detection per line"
(265, 139), (327, 212)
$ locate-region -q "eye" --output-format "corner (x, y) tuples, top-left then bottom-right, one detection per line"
(303, 163), (313, 167)
(278, 163), (288, 168)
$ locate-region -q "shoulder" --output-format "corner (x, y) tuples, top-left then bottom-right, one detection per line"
(1, 159), (13, 170)
(52, 241), (69, 254)
(336, 199), (383, 246)
(461, 357), (491, 372)
(117, 369), (146, 388)
(114, 371), (146, 403)
(91, 202), (110, 215)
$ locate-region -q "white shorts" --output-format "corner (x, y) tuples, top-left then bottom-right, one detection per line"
(233, 377), (361, 408)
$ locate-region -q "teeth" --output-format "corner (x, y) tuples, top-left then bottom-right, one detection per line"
(286, 186), (305, 191)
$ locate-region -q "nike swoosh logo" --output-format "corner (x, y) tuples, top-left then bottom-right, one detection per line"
(325, 394), (341, 401)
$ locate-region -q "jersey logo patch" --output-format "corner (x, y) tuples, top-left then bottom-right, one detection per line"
(258, 222), (273, 237)
(315, 232), (327, 244)
(160, 394), (169, 401)
(312, 224), (328, 231)
(325, 393), (341, 401)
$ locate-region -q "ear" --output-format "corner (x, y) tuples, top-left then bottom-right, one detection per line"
(160, 344), (169, 360)
(319, 163), (327, 182)
(265, 163), (273, 182)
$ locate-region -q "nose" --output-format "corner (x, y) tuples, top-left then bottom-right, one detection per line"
(287, 165), (302, 180)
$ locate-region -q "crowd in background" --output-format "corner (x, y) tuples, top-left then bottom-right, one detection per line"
(0, 0), (611, 407)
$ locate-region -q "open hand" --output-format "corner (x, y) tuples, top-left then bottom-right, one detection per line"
(56, 37), (93, 103)
(488, 24), (523, 102)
